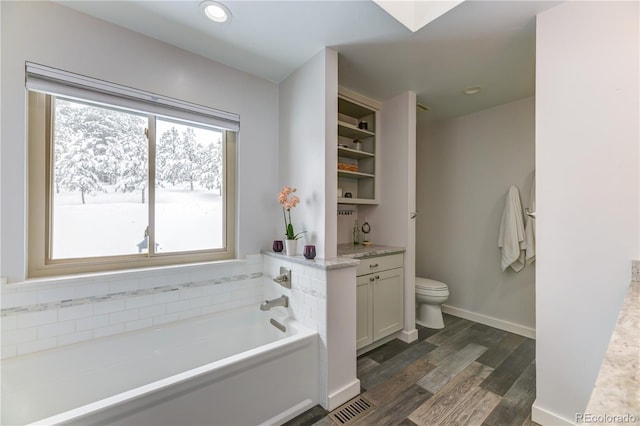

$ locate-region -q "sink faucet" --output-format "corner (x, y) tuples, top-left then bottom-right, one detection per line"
(260, 295), (289, 311)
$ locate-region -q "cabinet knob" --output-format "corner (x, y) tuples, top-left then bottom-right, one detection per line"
(375, 275), (380, 280)
(369, 277), (375, 282)
(369, 263), (379, 268)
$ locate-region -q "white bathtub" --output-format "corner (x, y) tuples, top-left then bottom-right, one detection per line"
(1, 305), (319, 425)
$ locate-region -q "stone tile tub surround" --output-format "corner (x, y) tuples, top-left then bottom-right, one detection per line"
(585, 278), (639, 421)
(262, 251), (361, 411)
(2, 252), (362, 412)
(1, 256), (264, 359)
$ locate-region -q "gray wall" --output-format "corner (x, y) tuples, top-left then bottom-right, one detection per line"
(0, 1), (280, 281)
(416, 97), (536, 333)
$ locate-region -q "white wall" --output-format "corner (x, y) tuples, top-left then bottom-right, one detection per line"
(534, 2), (639, 424)
(0, 1), (280, 282)
(416, 97), (536, 334)
(0, 0), (3, 286)
(278, 48), (338, 258)
(361, 90), (417, 341)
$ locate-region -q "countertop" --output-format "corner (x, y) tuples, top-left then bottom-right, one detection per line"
(585, 280), (639, 421)
(337, 243), (405, 259)
(261, 250), (359, 270)
(261, 244), (404, 269)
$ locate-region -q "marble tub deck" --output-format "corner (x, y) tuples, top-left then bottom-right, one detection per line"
(586, 280), (639, 421)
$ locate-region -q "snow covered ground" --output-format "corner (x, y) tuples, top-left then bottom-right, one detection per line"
(51, 185), (223, 259)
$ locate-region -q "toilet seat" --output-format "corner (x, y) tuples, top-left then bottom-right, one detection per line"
(416, 277), (448, 291)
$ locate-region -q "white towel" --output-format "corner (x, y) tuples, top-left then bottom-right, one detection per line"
(498, 185), (526, 272)
(525, 179), (536, 265)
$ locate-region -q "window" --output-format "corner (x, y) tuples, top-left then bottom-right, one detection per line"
(27, 64), (236, 277)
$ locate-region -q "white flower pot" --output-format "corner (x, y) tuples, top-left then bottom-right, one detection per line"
(285, 240), (297, 256)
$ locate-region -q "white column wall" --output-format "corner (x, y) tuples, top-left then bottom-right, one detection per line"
(534, 2), (639, 423)
(361, 90), (418, 342)
(278, 48), (338, 258)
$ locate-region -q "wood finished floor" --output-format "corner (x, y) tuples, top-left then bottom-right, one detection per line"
(284, 314), (540, 426)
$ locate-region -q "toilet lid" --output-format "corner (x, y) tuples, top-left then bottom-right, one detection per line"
(416, 277), (448, 291)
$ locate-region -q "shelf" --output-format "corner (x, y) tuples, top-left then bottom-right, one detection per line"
(338, 97), (375, 119)
(338, 121), (375, 139)
(338, 146), (375, 160)
(338, 170), (375, 179)
(338, 197), (379, 205)
(337, 88), (378, 205)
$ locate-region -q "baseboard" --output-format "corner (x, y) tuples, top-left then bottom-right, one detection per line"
(398, 328), (418, 343)
(532, 400), (576, 425)
(441, 305), (536, 339)
(327, 379), (361, 411)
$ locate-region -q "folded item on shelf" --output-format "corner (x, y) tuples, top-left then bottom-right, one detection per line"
(338, 163), (359, 172)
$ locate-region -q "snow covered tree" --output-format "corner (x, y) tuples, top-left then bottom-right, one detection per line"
(156, 126), (180, 187)
(53, 99), (105, 203)
(199, 136), (223, 195)
(112, 114), (148, 203)
(53, 97), (148, 203)
(54, 96), (222, 204)
(157, 126), (203, 191)
(56, 133), (104, 204)
(52, 99), (75, 194)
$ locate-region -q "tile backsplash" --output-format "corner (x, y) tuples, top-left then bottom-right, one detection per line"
(1, 256), (263, 359)
(262, 253), (328, 335)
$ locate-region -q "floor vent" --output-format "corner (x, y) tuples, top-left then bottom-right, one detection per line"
(329, 396), (375, 425)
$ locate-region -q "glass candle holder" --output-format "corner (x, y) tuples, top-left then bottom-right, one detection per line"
(272, 240), (284, 253)
(303, 245), (316, 260)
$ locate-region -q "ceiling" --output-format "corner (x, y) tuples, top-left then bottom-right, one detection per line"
(56, 0), (560, 121)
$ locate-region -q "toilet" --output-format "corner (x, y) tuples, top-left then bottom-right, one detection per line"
(415, 277), (449, 329)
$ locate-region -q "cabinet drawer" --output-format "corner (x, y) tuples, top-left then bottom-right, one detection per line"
(356, 253), (403, 276)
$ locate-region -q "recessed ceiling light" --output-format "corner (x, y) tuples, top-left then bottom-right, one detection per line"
(200, 1), (231, 23)
(463, 86), (482, 95)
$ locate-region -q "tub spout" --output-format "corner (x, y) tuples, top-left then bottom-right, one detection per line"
(260, 295), (289, 311)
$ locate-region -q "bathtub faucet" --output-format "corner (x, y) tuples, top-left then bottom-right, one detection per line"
(260, 295), (289, 311)
(273, 267), (292, 289)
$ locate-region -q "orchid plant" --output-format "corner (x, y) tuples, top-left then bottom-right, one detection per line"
(278, 186), (305, 240)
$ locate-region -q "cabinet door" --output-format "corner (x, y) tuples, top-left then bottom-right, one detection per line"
(356, 275), (373, 350)
(372, 268), (404, 341)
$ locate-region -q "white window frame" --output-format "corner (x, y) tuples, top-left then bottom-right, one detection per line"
(27, 64), (237, 277)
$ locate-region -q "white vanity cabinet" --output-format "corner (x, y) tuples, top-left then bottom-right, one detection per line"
(355, 253), (404, 350)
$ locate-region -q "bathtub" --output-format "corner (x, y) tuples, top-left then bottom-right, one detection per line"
(1, 305), (319, 425)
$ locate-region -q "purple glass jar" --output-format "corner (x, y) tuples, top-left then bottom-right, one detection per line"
(303, 245), (316, 260)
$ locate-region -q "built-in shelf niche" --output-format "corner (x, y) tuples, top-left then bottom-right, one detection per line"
(337, 87), (380, 205)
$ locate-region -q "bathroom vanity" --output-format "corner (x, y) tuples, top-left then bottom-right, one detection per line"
(338, 244), (405, 352)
